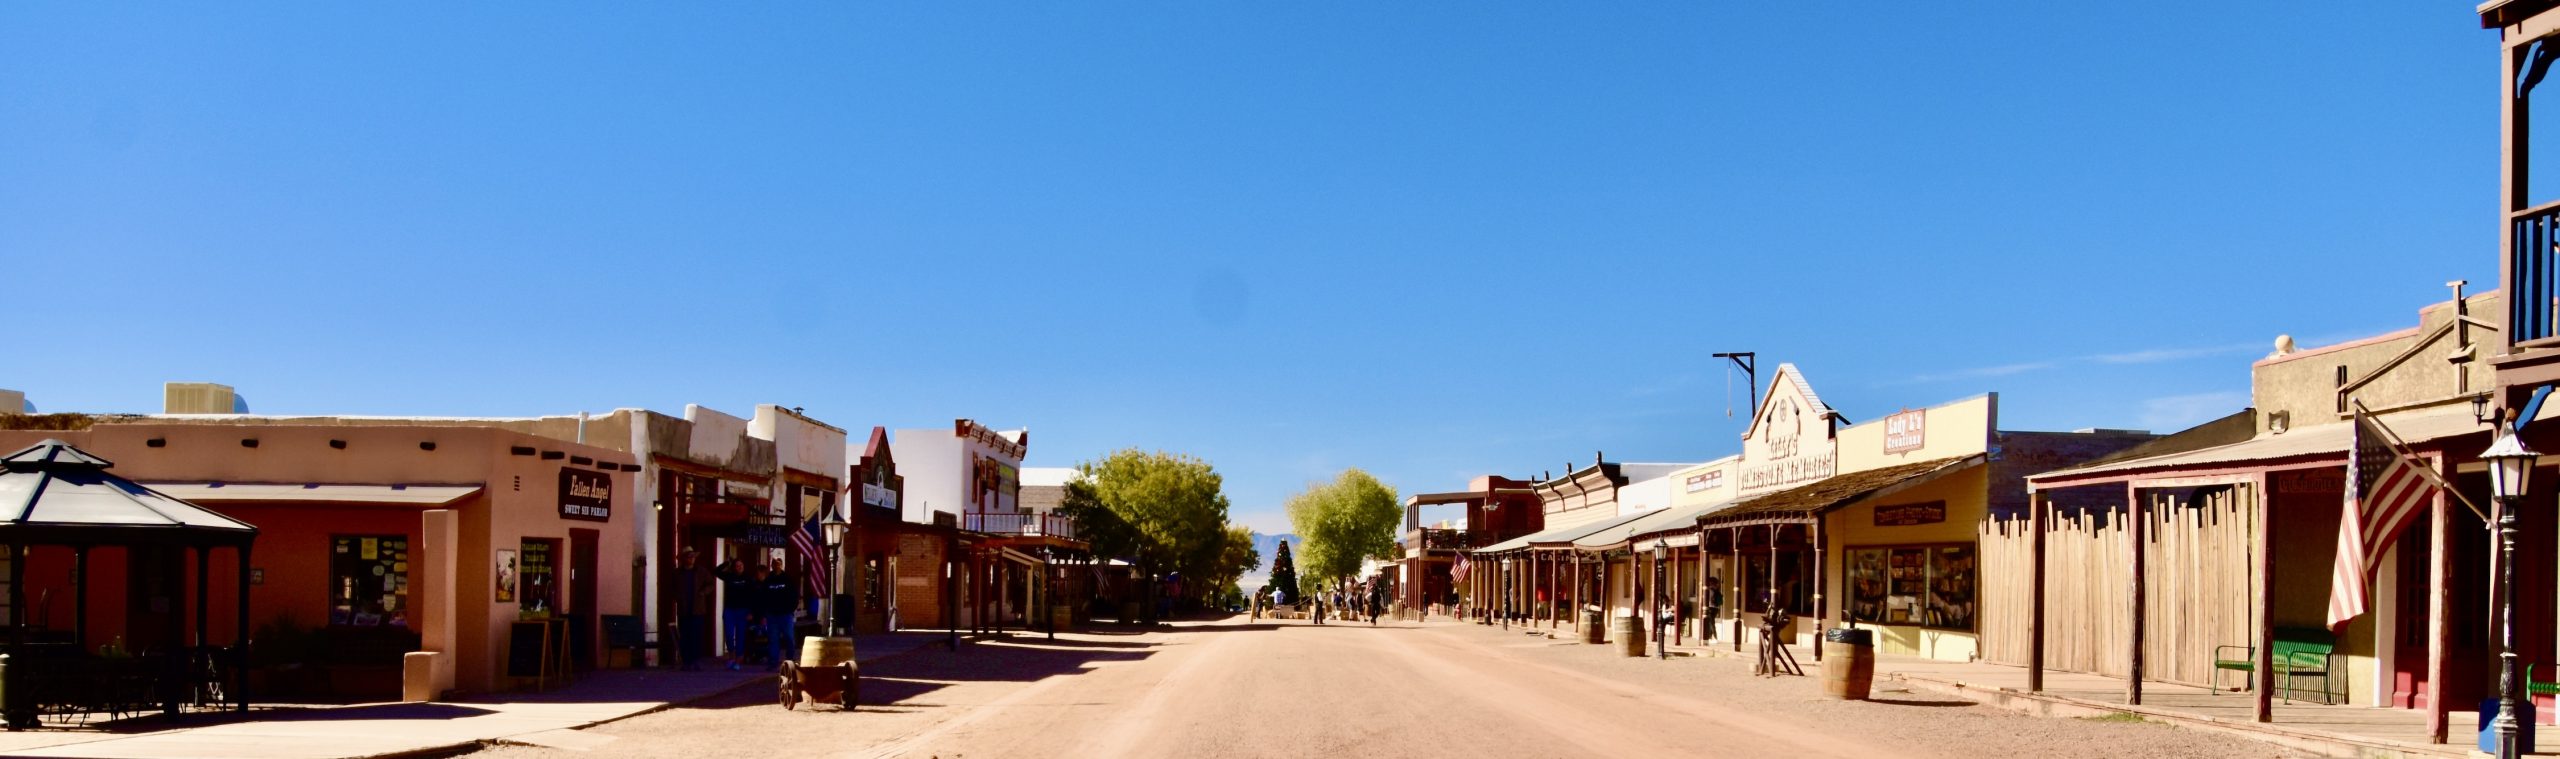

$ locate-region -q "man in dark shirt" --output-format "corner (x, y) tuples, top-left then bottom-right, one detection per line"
(758, 561), (800, 672)
(717, 558), (754, 670)
(673, 548), (715, 670)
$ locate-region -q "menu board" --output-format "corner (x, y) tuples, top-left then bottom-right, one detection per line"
(1845, 542), (1975, 630)
(519, 539), (558, 618)
(330, 535), (410, 628)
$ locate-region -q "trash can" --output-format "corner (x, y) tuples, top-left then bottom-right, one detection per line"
(2479, 698), (2537, 754)
(1614, 615), (1646, 657)
(1582, 608), (1607, 644)
(1821, 628), (1876, 700)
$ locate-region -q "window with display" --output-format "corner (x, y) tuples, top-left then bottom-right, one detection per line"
(330, 535), (410, 628)
(1845, 542), (1976, 630)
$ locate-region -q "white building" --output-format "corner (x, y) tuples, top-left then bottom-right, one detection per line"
(892, 419), (1028, 524)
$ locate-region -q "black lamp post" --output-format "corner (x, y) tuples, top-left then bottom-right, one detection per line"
(2483, 431), (2537, 759)
(820, 507), (848, 638)
(1501, 557), (1513, 631)
(1653, 538), (1669, 660)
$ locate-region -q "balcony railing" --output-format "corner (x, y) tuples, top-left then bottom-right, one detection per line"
(1408, 528), (1471, 551)
(2513, 201), (2560, 344)
(964, 511), (1078, 541)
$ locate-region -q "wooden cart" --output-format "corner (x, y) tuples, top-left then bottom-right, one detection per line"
(776, 660), (857, 711)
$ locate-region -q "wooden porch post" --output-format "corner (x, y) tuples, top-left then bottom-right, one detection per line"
(1696, 527), (1710, 644)
(2254, 474), (2276, 723)
(1731, 526), (1744, 652)
(2029, 489), (2047, 693)
(1813, 513), (1828, 662)
(2128, 482), (2146, 706)
(1768, 524), (1780, 640)
(195, 545), (211, 647)
(2426, 461), (2453, 743)
(234, 543), (252, 712)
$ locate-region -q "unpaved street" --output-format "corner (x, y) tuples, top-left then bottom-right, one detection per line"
(471, 616), (2299, 759)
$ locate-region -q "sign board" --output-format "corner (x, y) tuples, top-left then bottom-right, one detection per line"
(1873, 501), (1947, 527)
(1883, 409), (1927, 454)
(863, 482), (898, 509)
(558, 468), (612, 521)
(1739, 368), (1840, 495)
(1685, 470), (1724, 494)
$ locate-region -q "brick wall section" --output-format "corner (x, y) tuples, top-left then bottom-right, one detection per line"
(896, 533), (948, 628)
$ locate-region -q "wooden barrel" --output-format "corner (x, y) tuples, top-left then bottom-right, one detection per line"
(1613, 615), (1646, 657)
(1819, 628), (1875, 700)
(1582, 609), (1607, 644)
(799, 636), (856, 668)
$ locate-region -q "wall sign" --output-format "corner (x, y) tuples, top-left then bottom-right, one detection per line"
(1883, 408), (1927, 454)
(863, 482), (898, 509)
(1684, 470), (1724, 494)
(559, 468), (613, 521)
(1873, 501), (1946, 527)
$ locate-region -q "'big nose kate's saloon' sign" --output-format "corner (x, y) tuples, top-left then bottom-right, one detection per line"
(559, 468), (613, 521)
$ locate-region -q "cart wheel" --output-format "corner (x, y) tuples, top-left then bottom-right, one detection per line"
(838, 663), (857, 710)
(778, 661), (800, 710)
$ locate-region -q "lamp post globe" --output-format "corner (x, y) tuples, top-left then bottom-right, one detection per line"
(2482, 431), (2538, 759)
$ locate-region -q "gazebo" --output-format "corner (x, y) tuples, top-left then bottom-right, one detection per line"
(0, 439), (257, 726)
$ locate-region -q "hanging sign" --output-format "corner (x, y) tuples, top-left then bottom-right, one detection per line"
(1873, 501), (1947, 527)
(559, 468), (613, 522)
(1884, 409), (1927, 454)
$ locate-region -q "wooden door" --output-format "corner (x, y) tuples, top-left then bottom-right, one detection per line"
(571, 528), (599, 670)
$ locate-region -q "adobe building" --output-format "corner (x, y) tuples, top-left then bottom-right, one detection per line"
(0, 412), (640, 700)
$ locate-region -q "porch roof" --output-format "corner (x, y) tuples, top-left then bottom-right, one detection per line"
(1580, 499), (1733, 551)
(1697, 455), (1982, 529)
(1470, 510), (1650, 555)
(2029, 403), (2513, 489)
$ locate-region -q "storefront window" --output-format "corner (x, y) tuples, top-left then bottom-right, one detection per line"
(1738, 553), (1814, 615)
(519, 538), (559, 619)
(330, 535), (410, 628)
(1846, 542), (1977, 630)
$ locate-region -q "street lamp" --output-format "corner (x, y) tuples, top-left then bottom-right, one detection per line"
(820, 507), (849, 638)
(1501, 557), (1514, 630)
(2483, 431), (2537, 759)
(1653, 538), (1670, 660)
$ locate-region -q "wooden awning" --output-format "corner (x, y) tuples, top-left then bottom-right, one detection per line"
(1697, 455), (1982, 530)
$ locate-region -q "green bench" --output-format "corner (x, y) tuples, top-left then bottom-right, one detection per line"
(2213, 627), (2346, 705)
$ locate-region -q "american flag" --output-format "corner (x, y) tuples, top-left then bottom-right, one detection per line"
(1451, 554), (1471, 583)
(2326, 409), (2444, 629)
(790, 506), (829, 600)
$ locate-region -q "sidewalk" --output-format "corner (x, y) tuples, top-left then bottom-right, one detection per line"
(0, 633), (948, 759)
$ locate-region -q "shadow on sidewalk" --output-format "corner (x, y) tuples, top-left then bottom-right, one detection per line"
(676, 632), (1163, 712)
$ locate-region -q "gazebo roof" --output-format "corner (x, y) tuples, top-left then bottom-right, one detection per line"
(0, 439), (257, 546)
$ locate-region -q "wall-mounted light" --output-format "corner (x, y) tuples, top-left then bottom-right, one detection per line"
(2475, 393), (2498, 426)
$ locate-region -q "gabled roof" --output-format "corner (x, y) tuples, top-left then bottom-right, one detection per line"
(1739, 363), (1842, 442)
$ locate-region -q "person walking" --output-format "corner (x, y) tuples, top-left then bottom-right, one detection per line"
(759, 561), (801, 672)
(717, 557), (754, 670)
(673, 548), (715, 671)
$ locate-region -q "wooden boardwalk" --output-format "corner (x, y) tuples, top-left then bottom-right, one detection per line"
(1874, 655), (2502, 757)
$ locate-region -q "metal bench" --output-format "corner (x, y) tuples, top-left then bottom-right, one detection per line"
(2213, 627), (2346, 705)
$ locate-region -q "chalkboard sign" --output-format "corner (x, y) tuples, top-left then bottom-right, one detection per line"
(506, 620), (550, 679)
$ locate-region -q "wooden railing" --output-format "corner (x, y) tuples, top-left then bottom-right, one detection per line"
(963, 511), (1078, 541)
(1408, 528), (1471, 550)
(2513, 200), (2560, 344)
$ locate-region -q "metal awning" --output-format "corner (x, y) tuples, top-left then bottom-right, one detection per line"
(1468, 511), (1647, 555)
(1698, 455), (1983, 529)
(144, 482), (485, 506)
(2029, 403), (2511, 489)
(1584, 499), (1734, 551)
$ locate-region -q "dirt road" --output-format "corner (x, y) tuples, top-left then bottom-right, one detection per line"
(469, 615), (2298, 759)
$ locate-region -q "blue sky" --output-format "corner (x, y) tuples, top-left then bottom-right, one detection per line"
(0, 4), (2500, 534)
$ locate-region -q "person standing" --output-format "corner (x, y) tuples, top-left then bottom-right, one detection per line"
(759, 561), (801, 672)
(1367, 583), (1383, 626)
(673, 548), (715, 671)
(717, 557), (754, 671)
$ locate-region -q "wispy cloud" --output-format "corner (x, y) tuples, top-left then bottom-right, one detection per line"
(2137, 391), (2250, 432)
(1896, 341), (2261, 385)
(2086, 342), (2261, 365)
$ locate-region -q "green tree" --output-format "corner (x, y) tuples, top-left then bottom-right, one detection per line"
(1285, 468), (1402, 588)
(1071, 449), (1233, 622)
(1197, 525), (1260, 609)
(1268, 540), (1301, 604)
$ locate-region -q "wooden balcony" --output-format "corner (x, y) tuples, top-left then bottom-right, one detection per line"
(963, 511), (1078, 542)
